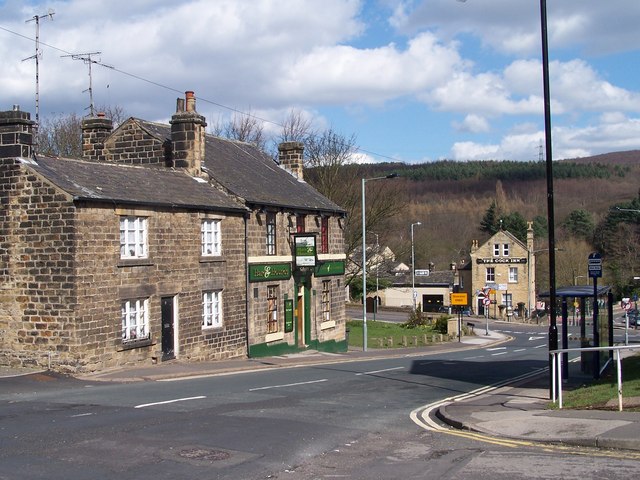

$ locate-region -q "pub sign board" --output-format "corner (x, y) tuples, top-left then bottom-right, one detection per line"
(284, 299), (294, 333)
(294, 234), (317, 268)
(249, 263), (292, 282)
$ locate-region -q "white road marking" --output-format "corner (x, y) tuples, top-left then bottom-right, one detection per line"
(528, 336), (545, 341)
(70, 412), (94, 418)
(249, 379), (328, 391)
(491, 352), (508, 356)
(355, 366), (404, 376)
(486, 347), (506, 351)
(534, 344), (547, 349)
(513, 348), (526, 352)
(134, 395), (206, 409)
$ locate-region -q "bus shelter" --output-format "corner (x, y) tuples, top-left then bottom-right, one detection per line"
(540, 285), (613, 380)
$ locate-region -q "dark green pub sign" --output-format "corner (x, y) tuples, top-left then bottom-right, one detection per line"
(284, 299), (294, 333)
(249, 263), (292, 282)
(315, 260), (345, 277)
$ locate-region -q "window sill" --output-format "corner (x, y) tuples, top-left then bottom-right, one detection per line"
(265, 332), (284, 343)
(199, 256), (225, 264)
(320, 320), (335, 330)
(118, 258), (154, 268)
(118, 337), (153, 351)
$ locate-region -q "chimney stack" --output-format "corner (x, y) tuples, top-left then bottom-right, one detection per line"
(82, 112), (113, 161)
(170, 91), (207, 175)
(278, 141), (304, 180)
(0, 106), (35, 159)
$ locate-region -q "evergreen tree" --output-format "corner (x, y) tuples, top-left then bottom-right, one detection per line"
(480, 201), (499, 235)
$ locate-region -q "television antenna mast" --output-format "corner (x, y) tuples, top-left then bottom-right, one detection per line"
(22, 8), (55, 148)
(61, 52), (113, 116)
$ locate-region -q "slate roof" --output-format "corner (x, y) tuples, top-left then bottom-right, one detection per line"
(22, 155), (247, 213)
(137, 119), (345, 215)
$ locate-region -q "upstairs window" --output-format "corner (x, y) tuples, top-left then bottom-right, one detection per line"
(320, 217), (329, 254)
(503, 243), (510, 256)
(201, 219), (221, 256)
(493, 243), (500, 256)
(266, 212), (276, 255)
(296, 214), (306, 233)
(120, 216), (147, 259)
(486, 267), (495, 283)
(509, 267), (518, 282)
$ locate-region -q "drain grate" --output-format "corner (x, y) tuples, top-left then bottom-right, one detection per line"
(179, 448), (231, 462)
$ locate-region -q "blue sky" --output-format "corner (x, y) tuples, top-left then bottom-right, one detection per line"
(1, 0), (640, 162)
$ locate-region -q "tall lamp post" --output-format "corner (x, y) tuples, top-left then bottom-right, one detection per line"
(362, 173), (397, 351)
(459, 0), (558, 399)
(411, 222), (422, 311)
(374, 233), (379, 322)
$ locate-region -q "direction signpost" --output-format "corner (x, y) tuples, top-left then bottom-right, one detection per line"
(588, 252), (602, 378)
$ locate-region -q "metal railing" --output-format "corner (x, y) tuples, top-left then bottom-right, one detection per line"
(550, 344), (640, 411)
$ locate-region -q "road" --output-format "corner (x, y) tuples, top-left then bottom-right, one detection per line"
(1, 321), (639, 479)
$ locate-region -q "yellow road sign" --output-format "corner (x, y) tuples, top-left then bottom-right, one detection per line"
(450, 293), (468, 306)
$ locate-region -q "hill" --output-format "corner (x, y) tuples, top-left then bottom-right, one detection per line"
(344, 150), (639, 286)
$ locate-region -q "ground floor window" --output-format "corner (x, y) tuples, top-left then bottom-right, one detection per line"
(321, 280), (331, 322)
(203, 290), (222, 328)
(122, 298), (149, 342)
(267, 285), (279, 333)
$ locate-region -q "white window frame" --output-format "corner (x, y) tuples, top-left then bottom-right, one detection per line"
(122, 298), (150, 342)
(486, 267), (495, 283)
(120, 216), (148, 259)
(321, 280), (331, 322)
(502, 243), (510, 256)
(267, 285), (279, 333)
(509, 267), (518, 283)
(201, 219), (221, 256)
(493, 243), (500, 256)
(203, 290), (222, 329)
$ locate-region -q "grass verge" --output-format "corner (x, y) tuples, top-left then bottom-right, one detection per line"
(552, 354), (640, 411)
(346, 319), (449, 349)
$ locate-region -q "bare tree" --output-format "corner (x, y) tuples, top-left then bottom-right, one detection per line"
(36, 105), (127, 158)
(211, 111), (266, 151)
(303, 127), (405, 289)
(37, 112), (84, 158)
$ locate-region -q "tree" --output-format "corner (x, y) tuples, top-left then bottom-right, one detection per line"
(501, 211), (528, 243)
(303, 128), (404, 289)
(563, 209), (594, 239)
(480, 200), (499, 236)
(211, 111), (266, 151)
(593, 193), (640, 295)
(36, 104), (127, 158)
(37, 113), (84, 157)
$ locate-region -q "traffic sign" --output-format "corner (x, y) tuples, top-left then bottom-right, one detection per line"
(450, 293), (468, 306)
(482, 297), (491, 306)
(588, 252), (602, 278)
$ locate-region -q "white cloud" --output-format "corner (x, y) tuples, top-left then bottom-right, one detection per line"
(453, 114), (489, 133)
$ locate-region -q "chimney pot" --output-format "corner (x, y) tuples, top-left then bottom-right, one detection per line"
(185, 91), (196, 112)
(12, 104), (19, 111)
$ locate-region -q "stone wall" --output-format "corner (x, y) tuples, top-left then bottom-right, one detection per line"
(0, 159), (78, 369)
(72, 205), (247, 372)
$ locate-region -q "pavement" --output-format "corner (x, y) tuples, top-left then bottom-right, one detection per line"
(2, 327), (640, 453)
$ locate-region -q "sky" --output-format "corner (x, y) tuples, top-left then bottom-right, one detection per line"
(1, 0), (640, 163)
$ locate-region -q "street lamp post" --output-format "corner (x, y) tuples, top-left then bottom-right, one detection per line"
(362, 173), (397, 351)
(459, 0), (559, 399)
(411, 222), (422, 311)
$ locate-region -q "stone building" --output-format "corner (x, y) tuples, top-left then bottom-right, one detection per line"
(0, 107), (248, 372)
(0, 91), (347, 372)
(463, 225), (535, 319)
